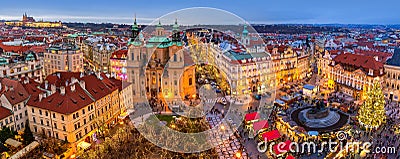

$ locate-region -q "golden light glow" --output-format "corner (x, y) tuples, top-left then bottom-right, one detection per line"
(235, 152), (242, 158)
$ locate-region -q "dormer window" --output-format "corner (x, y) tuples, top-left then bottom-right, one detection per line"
(368, 69), (373, 76)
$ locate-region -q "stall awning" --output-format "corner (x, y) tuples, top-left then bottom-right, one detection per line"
(261, 129), (281, 141)
(308, 131), (319, 136)
(253, 120), (269, 132)
(118, 112), (129, 119)
(245, 112), (260, 122)
(5, 138), (22, 148)
(273, 140), (291, 155)
(303, 84), (315, 90)
(9, 141), (39, 159)
(286, 155), (295, 159)
(275, 99), (285, 105)
(77, 141), (91, 150)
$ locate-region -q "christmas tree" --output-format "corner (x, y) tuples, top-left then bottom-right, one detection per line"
(358, 79), (386, 130)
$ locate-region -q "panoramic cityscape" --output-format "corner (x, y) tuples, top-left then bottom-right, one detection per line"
(0, 1), (400, 159)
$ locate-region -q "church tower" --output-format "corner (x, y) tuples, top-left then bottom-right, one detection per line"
(156, 20), (164, 36)
(241, 25), (250, 46)
(172, 19), (181, 42)
(131, 15), (140, 42)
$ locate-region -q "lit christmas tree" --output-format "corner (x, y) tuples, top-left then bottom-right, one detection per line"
(358, 79), (386, 130)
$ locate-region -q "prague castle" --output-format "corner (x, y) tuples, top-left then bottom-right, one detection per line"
(5, 13), (63, 28)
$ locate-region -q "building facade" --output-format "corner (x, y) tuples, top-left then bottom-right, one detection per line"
(0, 52), (43, 82)
(44, 44), (83, 76)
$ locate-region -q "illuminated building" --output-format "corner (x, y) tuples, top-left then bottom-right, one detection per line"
(26, 72), (120, 148)
(319, 52), (385, 99)
(44, 44), (83, 76)
(110, 49), (128, 80)
(5, 13), (62, 28)
(127, 18), (196, 105)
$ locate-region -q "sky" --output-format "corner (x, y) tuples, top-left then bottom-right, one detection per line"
(0, 0), (399, 25)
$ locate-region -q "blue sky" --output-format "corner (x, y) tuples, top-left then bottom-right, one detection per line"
(0, 0), (399, 24)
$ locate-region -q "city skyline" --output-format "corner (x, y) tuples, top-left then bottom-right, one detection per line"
(1, 0), (400, 24)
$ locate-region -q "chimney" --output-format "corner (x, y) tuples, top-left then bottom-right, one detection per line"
(374, 56), (379, 62)
(9, 86), (13, 91)
(45, 80), (49, 89)
(96, 72), (101, 79)
(80, 72), (84, 78)
(71, 84), (76, 92)
(50, 84), (56, 94)
(60, 86), (65, 95)
(24, 77), (29, 84)
(39, 93), (43, 102)
(79, 80), (86, 90)
(57, 73), (61, 79)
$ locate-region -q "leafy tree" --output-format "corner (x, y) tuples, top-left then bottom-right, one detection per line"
(22, 120), (34, 145)
(0, 126), (14, 143)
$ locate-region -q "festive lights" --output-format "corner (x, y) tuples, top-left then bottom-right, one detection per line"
(358, 79), (386, 130)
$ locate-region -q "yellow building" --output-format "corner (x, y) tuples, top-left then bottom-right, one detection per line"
(25, 72), (121, 152)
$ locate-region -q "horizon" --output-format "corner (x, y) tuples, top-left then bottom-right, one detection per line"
(1, 0), (400, 25)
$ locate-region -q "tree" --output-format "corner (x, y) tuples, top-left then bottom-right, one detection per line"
(0, 127), (14, 143)
(358, 80), (386, 130)
(22, 120), (34, 145)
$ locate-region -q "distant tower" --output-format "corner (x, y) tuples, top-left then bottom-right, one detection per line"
(172, 19), (181, 42)
(22, 12), (27, 22)
(156, 20), (164, 36)
(241, 25), (250, 46)
(131, 15), (140, 41)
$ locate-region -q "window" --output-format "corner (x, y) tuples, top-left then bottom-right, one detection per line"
(63, 125), (66, 131)
(33, 117), (36, 123)
(54, 123), (57, 129)
(39, 110), (42, 115)
(82, 109), (85, 115)
(45, 111), (48, 116)
(32, 108), (35, 113)
(40, 119), (43, 125)
(53, 113), (56, 118)
(189, 78), (193, 86)
(61, 115), (64, 121)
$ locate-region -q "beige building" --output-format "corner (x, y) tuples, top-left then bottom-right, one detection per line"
(383, 65), (400, 101)
(0, 78), (30, 132)
(0, 106), (14, 131)
(318, 52), (385, 99)
(44, 44), (83, 76)
(26, 72), (120, 147)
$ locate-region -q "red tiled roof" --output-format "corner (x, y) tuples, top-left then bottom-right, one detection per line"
(333, 53), (384, 72)
(1, 78), (29, 105)
(354, 49), (392, 63)
(109, 78), (131, 91)
(0, 44), (31, 53)
(27, 84), (94, 115)
(43, 72), (82, 88)
(0, 106), (12, 120)
(110, 50), (128, 60)
(29, 45), (46, 53)
(81, 74), (117, 100)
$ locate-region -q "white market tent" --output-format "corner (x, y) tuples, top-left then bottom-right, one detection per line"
(5, 138), (22, 148)
(9, 141), (40, 159)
